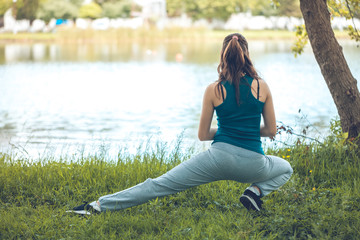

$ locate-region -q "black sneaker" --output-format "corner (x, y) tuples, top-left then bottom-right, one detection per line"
(66, 202), (100, 215)
(239, 189), (263, 211)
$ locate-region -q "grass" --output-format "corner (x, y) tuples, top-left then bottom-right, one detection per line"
(0, 27), (351, 43)
(1, 121), (359, 239)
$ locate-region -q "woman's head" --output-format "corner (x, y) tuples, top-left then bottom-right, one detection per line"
(218, 33), (259, 82)
(217, 33), (259, 104)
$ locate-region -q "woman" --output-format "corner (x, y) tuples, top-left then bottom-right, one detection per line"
(71, 33), (293, 214)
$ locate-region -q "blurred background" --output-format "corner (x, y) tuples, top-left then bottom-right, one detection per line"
(0, 0), (359, 158)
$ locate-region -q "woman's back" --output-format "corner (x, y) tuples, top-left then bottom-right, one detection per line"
(213, 75), (265, 155)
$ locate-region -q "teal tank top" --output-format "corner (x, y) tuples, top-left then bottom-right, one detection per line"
(212, 75), (265, 155)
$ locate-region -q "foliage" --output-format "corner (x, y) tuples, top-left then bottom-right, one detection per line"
(166, 0), (184, 17)
(0, 0), (12, 17)
(271, 0), (302, 17)
(184, 0), (241, 21)
(78, 2), (102, 19)
(69, 0), (83, 7)
(92, 0), (121, 6)
(346, 24), (360, 41)
(246, 0), (278, 16)
(292, 24), (308, 56)
(1, 121), (359, 239)
(166, 0), (301, 19)
(252, 0), (301, 17)
(15, 0), (40, 22)
(342, 0), (360, 41)
(329, 0), (360, 19)
(37, 0), (78, 23)
(102, 0), (132, 19)
(294, 0), (360, 54)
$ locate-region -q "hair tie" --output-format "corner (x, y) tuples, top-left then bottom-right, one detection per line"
(232, 35), (238, 40)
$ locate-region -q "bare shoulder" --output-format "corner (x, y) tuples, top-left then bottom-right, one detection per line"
(258, 78), (271, 96)
(258, 78), (269, 88)
(204, 82), (219, 97)
(204, 82), (224, 107)
(251, 78), (271, 102)
(207, 82), (218, 91)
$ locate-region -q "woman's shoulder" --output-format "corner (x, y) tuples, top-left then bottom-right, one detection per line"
(205, 81), (225, 93)
(258, 78), (270, 92)
(251, 77), (269, 90)
(204, 82), (217, 94)
(203, 82), (218, 98)
(204, 81), (226, 105)
(250, 78), (271, 102)
(208, 81), (219, 88)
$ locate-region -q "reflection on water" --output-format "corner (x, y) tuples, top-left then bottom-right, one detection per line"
(1, 42), (222, 64)
(0, 40), (359, 158)
(0, 40), (304, 64)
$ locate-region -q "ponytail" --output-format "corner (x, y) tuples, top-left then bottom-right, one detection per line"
(217, 33), (260, 106)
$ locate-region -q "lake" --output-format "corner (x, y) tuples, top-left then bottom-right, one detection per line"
(0, 39), (359, 158)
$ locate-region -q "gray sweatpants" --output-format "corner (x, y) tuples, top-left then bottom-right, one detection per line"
(98, 142), (293, 211)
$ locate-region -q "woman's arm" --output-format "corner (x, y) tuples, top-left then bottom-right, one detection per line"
(198, 83), (218, 141)
(260, 81), (277, 138)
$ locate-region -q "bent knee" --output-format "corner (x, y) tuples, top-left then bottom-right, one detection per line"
(289, 165), (294, 175)
(286, 162), (293, 177)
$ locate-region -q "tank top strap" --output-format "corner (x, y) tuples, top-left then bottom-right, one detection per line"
(243, 75), (260, 100)
(220, 81), (225, 101)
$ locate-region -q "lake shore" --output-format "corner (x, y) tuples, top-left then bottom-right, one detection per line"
(1, 121), (359, 239)
(0, 28), (351, 43)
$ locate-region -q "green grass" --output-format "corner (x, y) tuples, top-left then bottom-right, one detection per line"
(1, 122), (359, 239)
(0, 27), (351, 43)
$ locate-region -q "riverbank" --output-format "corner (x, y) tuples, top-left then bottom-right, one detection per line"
(0, 121), (359, 239)
(0, 28), (351, 43)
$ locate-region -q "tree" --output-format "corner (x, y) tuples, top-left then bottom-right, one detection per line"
(0, 0), (12, 17)
(299, 0), (360, 138)
(166, 0), (302, 19)
(166, 0), (184, 17)
(102, 0), (132, 18)
(247, 0), (277, 16)
(274, 0), (302, 17)
(69, 0), (83, 7)
(79, 2), (102, 19)
(166, 0), (241, 21)
(328, 0), (360, 41)
(37, 0), (78, 22)
(187, 0), (241, 21)
(16, 0), (39, 23)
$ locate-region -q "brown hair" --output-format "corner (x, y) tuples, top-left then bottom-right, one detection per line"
(217, 33), (260, 105)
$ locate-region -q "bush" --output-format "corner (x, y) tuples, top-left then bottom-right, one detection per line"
(0, 0), (12, 17)
(102, 0), (132, 19)
(37, 0), (78, 23)
(78, 2), (102, 19)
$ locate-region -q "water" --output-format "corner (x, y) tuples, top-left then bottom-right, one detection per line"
(0, 40), (359, 158)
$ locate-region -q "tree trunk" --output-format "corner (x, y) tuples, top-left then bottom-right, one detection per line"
(299, 0), (360, 139)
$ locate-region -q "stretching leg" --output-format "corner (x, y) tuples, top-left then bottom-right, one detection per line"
(251, 155), (293, 197)
(98, 150), (224, 211)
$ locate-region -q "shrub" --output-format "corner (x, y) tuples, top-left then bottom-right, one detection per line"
(79, 2), (102, 19)
(102, 0), (132, 19)
(37, 0), (78, 23)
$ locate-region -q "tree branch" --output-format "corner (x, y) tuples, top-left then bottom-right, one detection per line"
(345, 0), (360, 41)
